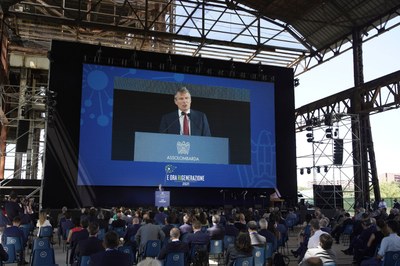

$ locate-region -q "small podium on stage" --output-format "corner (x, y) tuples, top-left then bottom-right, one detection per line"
(269, 187), (284, 209)
(155, 191), (170, 208)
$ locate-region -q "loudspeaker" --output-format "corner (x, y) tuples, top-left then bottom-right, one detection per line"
(16, 120), (30, 152)
(333, 139), (343, 165)
(313, 185), (343, 209)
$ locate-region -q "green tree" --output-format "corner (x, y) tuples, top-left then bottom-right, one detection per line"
(378, 182), (400, 199)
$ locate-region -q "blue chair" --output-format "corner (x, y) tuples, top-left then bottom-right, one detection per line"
(19, 224), (31, 243)
(209, 240), (223, 264)
(223, 235), (235, 250)
(118, 245), (135, 265)
(190, 244), (208, 262)
(33, 238), (51, 250)
(5, 236), (23, 262)
(276, 223), (289, 254)
(383, 250), (400, 266)
(79, 255), (91, 266)
(39, 226), (53, 238)
(265, 242), (273, 260)
(97, 228), (106, 241)
(31, 248), (56, 266)
(165, 252), (185, 266)
(233, 256), (254, 266)
(252, 246), (265, 266)
(143, 240), (162, 258)
(3, 244), (16, 263)
(341, 224), (353, 246)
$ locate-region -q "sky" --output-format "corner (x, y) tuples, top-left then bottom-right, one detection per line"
(295, 26), (400, 187)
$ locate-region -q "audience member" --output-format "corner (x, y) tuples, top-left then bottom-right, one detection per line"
(360, 220), (400, 265)
(135, 212), (165, 254)
(247, 220), (266, 247)
(157, 227), (189, 263)
(207, 214), (225, 240)
(75, 222), (104, 259)
(90, 231), (131, 266)
(225, 232), (253, 266)
(299, 233), (336, 265)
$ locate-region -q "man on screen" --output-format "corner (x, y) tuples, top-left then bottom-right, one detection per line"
(159, 87), (211, 136)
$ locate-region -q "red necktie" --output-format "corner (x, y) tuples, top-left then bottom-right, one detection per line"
(183, 113), (189, 135)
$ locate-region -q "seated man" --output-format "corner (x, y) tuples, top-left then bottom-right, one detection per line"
(157, 228), (189, 264)
(185, 220), (210, 248)
(75, 222), (104, 259)
(207, 214), (225, 240)
(2, 216), (27, 264)
(90, 231), (131, 266)
(247, 220), (266, 247)
(299, 234), (336, 265)
(360, 220), (400, 266)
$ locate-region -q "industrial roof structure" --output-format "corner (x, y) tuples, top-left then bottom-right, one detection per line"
(2, 0), (400, 76)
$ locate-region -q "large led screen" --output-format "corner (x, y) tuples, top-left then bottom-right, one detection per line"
(78, 64), (276, 188)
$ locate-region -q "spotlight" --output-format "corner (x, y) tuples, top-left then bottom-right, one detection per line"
(316, 166), (320, 173)
(306, 132), (314, 143)
(307, 168), (311, 174)
(324, 166), (328, 173)
(300, 168), (304, 175)
(294, 78), (300, 87)
(326, 128), (332, 139)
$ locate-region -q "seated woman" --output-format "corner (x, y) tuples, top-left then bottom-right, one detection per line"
(36, 210), (52, 237)
(225, 232), (253, 266)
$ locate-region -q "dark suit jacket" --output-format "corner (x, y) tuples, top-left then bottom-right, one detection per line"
(157, 240), (189, 260)
(159, 110), (211, 136)
(70, 229), (89, 263)
(90, 249), (131, 266)
(76, 236), (104, 257)
(185, 231), (210, 248)
(207, 224), (225, 240)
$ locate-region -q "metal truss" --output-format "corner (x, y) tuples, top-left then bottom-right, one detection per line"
(0, 83), (48, 182)
(295, 70), (400, 132)
(297, 114), (362, 210)
(296, 70), (400, 205)
(4, 0), (400, 76)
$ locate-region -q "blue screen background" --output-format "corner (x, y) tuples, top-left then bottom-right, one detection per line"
(78, 64), (276, 188)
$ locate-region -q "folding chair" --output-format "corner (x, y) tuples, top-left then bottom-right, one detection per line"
(209, 240), (223, 265)
(233, 256), (253, 266)
(143, 240), (162, 258)
(31, 248), (56, 266)
(341, 224), (353, 246)
(2, 244), (17, 264)
(165, 252), (185, 266)
(383, 250), (400, 266)
(38, 226), (53, 239)
(79, 255), (91, 266)
(252, 246), (265, 266)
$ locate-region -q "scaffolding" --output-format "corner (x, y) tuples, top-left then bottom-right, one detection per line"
(297, 113), (362, 210)
(0, 82), (50, 200)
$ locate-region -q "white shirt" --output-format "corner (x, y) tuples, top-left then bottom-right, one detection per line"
(178, 109), (191, 135)
(307, 229), (328, 249)
(378, 233), (400, 257)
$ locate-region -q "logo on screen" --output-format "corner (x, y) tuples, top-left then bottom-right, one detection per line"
(177, 141), (190, 155)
